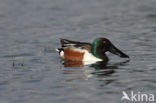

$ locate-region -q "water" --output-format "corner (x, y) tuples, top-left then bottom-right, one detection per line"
(0, 0), (156, 103)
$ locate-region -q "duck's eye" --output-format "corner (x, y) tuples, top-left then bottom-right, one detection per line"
(103, 41), (107, 44)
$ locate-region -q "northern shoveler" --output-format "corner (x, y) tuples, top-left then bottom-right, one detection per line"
(56, 38), (129, 62)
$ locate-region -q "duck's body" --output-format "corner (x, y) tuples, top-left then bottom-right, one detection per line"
(60, 46), (102, 61)
(56, 38), (129, 62)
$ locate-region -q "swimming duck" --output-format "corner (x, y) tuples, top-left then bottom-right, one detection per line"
(56, 38), (129, 62)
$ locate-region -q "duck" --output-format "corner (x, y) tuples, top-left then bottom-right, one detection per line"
(56, 38), (129, 62)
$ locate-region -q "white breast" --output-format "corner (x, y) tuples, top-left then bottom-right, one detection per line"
(82, 50), (102, 62)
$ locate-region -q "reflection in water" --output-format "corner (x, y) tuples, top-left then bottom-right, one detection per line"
(63, 59), (130, 69)
(92, 60), (130, 83)
(62, 60), (130, 80)
(63, 60), (84, 67)
(92, 60), (130, 70)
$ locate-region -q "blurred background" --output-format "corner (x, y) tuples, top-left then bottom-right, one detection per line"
(0, 0), (156, 103)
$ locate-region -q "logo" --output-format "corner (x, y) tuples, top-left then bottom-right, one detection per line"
(121, 91), (155, 102)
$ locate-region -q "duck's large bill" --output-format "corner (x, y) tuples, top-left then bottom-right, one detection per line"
(109, 44), (129, 58)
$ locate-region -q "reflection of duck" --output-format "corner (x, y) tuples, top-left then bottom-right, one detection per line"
(63, 60), (84, 67)
(91, 60), (130, 76)
(91, 60), (130, 70)
(62, 60), (130, 80)
(56, 38), (129, 63)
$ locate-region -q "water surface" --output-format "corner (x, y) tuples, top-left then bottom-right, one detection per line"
(0, 0), (156, 103)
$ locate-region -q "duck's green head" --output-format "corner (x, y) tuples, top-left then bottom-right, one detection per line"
(91, 38), (129, 61)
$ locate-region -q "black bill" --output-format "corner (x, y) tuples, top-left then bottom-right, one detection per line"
(109, 44), (129, 58)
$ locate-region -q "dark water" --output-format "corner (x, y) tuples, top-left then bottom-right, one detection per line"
(0, 0), (156, 103)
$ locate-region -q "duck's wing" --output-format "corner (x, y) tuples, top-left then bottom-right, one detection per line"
(60, 39), (91, 47)
(60, 39), (92, 52)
